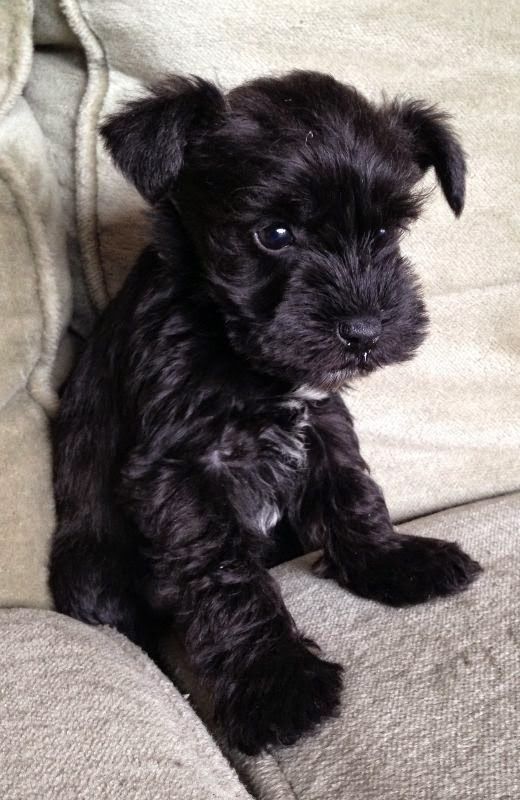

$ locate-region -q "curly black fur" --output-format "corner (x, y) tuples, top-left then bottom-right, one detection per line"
(49, 71), (481, 754)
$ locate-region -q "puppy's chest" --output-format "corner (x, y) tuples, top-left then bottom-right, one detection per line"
(203, 397), (312, 535)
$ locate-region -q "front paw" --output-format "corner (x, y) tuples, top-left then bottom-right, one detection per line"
(319, 534), (482, 607)
(216, 639), (343, 754)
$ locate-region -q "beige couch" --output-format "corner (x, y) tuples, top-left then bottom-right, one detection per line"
(1, 1), (519, 798)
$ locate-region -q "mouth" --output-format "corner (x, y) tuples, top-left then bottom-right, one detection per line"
(340, 347), (381, 372)
(318, 348), (381, 390)
(343, 351), (374, 368)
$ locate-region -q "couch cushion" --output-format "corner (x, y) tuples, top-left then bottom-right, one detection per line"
(0, 3), (71, 608)
(224, 493), (520, 800)
(25, 48), (95, 340)
(57, 0), (520, 520)
(0, 608), (253, 800)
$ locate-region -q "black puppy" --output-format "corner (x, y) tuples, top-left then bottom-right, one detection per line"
(50, 71), (481, 754)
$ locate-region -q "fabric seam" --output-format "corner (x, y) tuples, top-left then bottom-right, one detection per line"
(0, 0), (33, 120)
(58, 0), (110, 310)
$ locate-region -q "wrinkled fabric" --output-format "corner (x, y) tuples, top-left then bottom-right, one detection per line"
(0, 1), (71, 608)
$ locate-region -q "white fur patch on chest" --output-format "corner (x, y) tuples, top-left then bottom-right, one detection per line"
(259, 417), (308, 468)
(255, 502), (281, 535)
(201, 394), (314, 536)
(293, 385), (330, 402)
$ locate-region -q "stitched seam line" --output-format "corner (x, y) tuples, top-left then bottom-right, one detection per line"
(58, 0), (110, 310)
(0, 0), (33, 119)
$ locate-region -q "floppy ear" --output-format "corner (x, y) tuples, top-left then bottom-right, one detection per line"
(392, 100), (466, 216)
(100, 75), (225, 203)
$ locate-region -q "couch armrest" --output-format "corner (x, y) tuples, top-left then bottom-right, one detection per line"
(0, 609), (252, 800)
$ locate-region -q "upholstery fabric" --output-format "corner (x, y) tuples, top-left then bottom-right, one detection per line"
(2, 495), (517, 800)
(0, 0), (71, 608)
(57, 0), (520, 521)
(25, 48), (94, 340)
(227, 494), (520, 800)
(0, 607), (253, 800)
(0, 3), (518, 796)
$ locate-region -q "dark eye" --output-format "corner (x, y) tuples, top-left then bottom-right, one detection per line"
(375, 227), (388, 241)
(254, 224), (295, 252)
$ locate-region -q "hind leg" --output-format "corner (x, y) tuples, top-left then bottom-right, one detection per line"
(49, 519), (160, 657)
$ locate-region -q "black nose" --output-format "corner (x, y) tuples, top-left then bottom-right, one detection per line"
(337, 316), (382, 351)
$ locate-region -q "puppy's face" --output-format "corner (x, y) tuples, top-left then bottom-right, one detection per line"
(102, 72), (466, 390)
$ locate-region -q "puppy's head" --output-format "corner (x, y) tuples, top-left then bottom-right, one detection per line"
(101, 71), (466, 390)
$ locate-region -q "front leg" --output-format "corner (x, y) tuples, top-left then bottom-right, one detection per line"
(302, 396), (481, 606)
(120, 451), (342, 754)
